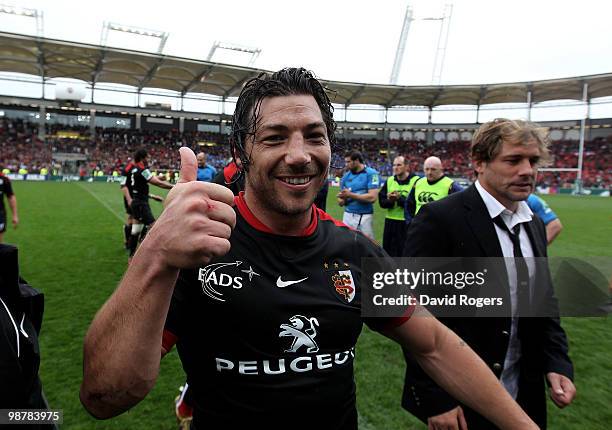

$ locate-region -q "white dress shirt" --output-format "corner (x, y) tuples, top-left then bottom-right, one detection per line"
(475, 180), (535, 399)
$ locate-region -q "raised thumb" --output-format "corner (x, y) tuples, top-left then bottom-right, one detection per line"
(178, 147), (197, 183)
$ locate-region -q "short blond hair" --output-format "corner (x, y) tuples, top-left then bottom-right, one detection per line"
(471, 118), (551, 165)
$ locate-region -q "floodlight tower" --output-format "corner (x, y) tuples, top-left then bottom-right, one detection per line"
(98, 22), (170, 112)
(389, 2), (454, 85)
(206, 41), (262, 123)
(207, 41), (262, 67)
(389, 5), (413, 86)
(0, 4), (44, 36)
(100, 22), (169, 53)
(431, 3), (453, 85)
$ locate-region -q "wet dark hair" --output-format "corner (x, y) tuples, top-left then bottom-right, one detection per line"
(134, 148), (148, 162)
(230, 67), (337, 172)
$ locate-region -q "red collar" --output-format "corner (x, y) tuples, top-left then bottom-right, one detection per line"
(224, 162), (239, 183)
(234, 192), (318, 237)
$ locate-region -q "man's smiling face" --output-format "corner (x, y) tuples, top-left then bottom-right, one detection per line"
(244, 94), (331, 217)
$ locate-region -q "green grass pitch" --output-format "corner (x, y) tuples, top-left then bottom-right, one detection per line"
(3, 181), (612, 429)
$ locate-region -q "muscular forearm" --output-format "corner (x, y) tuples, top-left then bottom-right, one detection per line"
(415, 327), (537, 429)
(80, 239), (178, 418)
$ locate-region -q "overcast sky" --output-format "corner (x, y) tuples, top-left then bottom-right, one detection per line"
(2, 0), (612, 86)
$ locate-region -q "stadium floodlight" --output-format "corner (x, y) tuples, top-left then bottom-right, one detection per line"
(389, 2), (453, 86)
(430, 3), (453, 85)
(0, 3), (44, 37)
(207, 41), (262, 67)
(389, 5), (414, 86)
(100, 21), (169, 53)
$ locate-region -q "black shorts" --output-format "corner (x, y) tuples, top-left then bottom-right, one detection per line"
(0, 211), (5, 233)
(131, 200), (155, 225)
(123, 198), (133, 216)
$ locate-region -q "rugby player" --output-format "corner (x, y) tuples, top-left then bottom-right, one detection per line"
(526, 194), (563, 244)
(124, 149), (173, 260)
(120, 172), (134, 249)
(81, 68), (538, 429)
(337, 151), (380, 240)
(120, 174), (164, 250)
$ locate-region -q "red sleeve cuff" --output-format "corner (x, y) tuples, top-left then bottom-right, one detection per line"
(162, 329), (178, 352)
(382, 302), (416, 330)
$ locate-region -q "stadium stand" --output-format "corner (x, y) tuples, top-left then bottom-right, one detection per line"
(0, 118), (228, 176)
(1, 116), (610, 188)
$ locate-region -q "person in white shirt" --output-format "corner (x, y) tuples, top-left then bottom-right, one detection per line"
(401, 118), (576, 430)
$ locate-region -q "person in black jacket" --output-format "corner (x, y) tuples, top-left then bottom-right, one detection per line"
(0, 244), (56, 429)
(401, 118), (575, 429)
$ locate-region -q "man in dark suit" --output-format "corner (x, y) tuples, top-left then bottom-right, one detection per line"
(401, 118), (576, 429)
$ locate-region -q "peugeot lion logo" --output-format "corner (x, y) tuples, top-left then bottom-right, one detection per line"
(279, 315), (320, 353)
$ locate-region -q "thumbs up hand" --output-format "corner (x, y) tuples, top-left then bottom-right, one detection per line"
(176, 146), (198, 183)
(141, 147), (236, 269)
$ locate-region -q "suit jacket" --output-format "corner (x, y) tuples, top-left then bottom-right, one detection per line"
(401, 184), (573, 429)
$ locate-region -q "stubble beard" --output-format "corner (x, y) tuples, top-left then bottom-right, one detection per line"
(246, 170), (323, 217)
(503, 177), (535, 204)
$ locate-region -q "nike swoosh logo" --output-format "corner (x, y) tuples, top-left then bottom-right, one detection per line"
(276, 276), (308, 288)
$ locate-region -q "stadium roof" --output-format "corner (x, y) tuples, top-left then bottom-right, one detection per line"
(2, 31), (612, 108)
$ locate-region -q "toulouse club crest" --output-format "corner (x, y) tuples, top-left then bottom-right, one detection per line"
(332, 269), (356, 303)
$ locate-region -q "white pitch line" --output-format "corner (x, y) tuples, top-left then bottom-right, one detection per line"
(77, 183), (124, 223)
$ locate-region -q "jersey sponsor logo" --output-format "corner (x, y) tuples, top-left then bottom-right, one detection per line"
(417, 191), (438, 203)
(198, 261), (259, 302)
(332, 270), (356, 303)
(241, 265), (260, 281)
(214, 348), (355, 376)
(276, 276), (308, 288)
(279, 315), (319, 353)
(214, 315), (355, 376)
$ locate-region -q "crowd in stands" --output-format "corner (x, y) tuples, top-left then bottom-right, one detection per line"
(1, 118), (610, 189)
(0, 119), (229, 176)
(333, 136), (611, 189)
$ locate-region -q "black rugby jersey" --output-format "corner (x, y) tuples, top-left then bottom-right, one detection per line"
(125, 161), (153, 202)
(0, 173), (14, 214)
(212, 161), (244, 196)
(164, 192), (413, 429)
